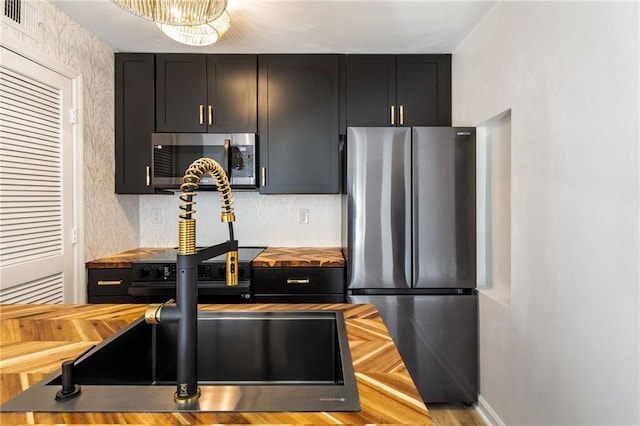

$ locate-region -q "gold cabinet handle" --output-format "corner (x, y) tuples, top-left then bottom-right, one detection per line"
(390, 105), (395, 126)
(97, 280), (123, 286)
(199, 104), (204, 125)
(208, 105), (213, 126)
(287, 278), (310, 285)
(261, 167), (266, 187)
(399, 105), (404, 126)
(145, 165), (150, 186)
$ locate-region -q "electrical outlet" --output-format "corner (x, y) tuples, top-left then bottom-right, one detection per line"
(299, 208), (309, 224)
(151, 208), (163, 224)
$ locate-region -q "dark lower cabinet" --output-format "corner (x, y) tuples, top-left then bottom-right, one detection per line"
(346, 54), (451, 127)
(253, 267), (345, 303)
(258, 55), (343, 194)
(87, 268), (136, 304)
(114, 53), (155, 194)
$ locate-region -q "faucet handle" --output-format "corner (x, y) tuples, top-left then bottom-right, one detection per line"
(226, 251), (238, 286)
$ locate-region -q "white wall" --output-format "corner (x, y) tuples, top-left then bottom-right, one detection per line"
(453, 2), (639, 425)
(139, 193), (342, 247)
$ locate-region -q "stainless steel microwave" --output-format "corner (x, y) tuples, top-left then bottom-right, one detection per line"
(151, 133), (256, 189)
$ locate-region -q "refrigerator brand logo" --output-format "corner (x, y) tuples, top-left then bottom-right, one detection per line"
(319, 397), (345, 402)
(457, 131), (472, 135)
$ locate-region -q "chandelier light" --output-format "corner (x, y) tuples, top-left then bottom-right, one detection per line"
(112, 0), (228, 26)
(157, 11), (231, 46)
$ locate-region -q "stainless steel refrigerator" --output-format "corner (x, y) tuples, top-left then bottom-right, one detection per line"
(344, 126), (478, 404)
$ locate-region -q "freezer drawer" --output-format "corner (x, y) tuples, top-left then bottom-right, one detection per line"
(348, 294), (478, 403)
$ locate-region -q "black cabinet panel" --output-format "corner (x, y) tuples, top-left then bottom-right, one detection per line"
(156, 54), (256, 133)
(156, 54), (207, 132)
(397, 54), (451, 126)
(346, 54), (451, 127)
(206, 55), (257, 133)
(346, 55), (396, 126)
(258, 55), (341, 194)
(114, 53), (155, 194)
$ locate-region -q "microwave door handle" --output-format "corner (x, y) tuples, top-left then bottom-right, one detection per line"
(224, 138), (231, 179)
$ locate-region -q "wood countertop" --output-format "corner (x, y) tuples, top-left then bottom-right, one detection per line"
(85, 247), (170, 269)
(252, 247), (345, 267)
(0, 303), (432, 425)
(86, 247), (345, 269)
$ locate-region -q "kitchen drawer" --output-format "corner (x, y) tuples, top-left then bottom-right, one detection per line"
(254, 294), (345, 303)
(253, 267), (344, 295)
(87, 268), (132, 298)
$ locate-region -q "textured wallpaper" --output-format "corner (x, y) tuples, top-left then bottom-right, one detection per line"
(2, 0), (342, 260)
(0, 0), (139, 261)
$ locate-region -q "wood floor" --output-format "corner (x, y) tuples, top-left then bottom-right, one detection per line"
(427, 404), (486, 425)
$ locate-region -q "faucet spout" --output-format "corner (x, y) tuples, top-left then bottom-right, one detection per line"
(144, 157), (237, 405)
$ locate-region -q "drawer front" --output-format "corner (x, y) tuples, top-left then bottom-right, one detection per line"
(254, 294), (345, 304)
(253, 267), (344, 295)
(87, 268), (132, 297)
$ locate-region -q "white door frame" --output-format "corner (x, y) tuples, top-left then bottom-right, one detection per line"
(0, 38), (84, 303)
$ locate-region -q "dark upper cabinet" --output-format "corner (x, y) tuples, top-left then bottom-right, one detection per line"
(347, 54), (451, 127)
(115, 53), (155, 194)
(346, 55), (396, 127)
(156, 54), (257, 133)
(258, 55), (343, 194)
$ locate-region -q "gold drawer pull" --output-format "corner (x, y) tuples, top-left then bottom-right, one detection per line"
(97, 280), (123, 286)
(287, 278), (310, 285)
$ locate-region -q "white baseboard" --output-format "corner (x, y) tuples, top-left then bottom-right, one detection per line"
(476, 395), (506, 426)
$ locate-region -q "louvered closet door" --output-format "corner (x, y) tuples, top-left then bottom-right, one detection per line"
(0, 47), (74, 303)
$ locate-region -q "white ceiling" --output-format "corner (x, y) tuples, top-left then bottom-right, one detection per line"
(49, 0), (495, 54)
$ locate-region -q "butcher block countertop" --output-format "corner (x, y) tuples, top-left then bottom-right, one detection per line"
(86, 247), (345, 269)
(252, 247), (345, 267)
(0, 303), (432, 425)
(84, 247), (169, 269)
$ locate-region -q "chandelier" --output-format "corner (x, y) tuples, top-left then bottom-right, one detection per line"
(112, 0), (231, 46)
(157, 11), (231, 46)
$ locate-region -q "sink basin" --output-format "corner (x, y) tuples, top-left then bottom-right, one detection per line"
(1, 310), (360, 412)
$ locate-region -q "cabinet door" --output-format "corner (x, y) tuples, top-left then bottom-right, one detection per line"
(396, 54), (451, 126)
(156, 54), (207, 132)
(206, 55), (257, 133)
(114, 53), (155, 194)
(258, 55), (341, 194)
(346, 55), (396, 127)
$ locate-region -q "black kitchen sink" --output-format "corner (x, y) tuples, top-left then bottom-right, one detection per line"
(0, 311), (360, 412)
